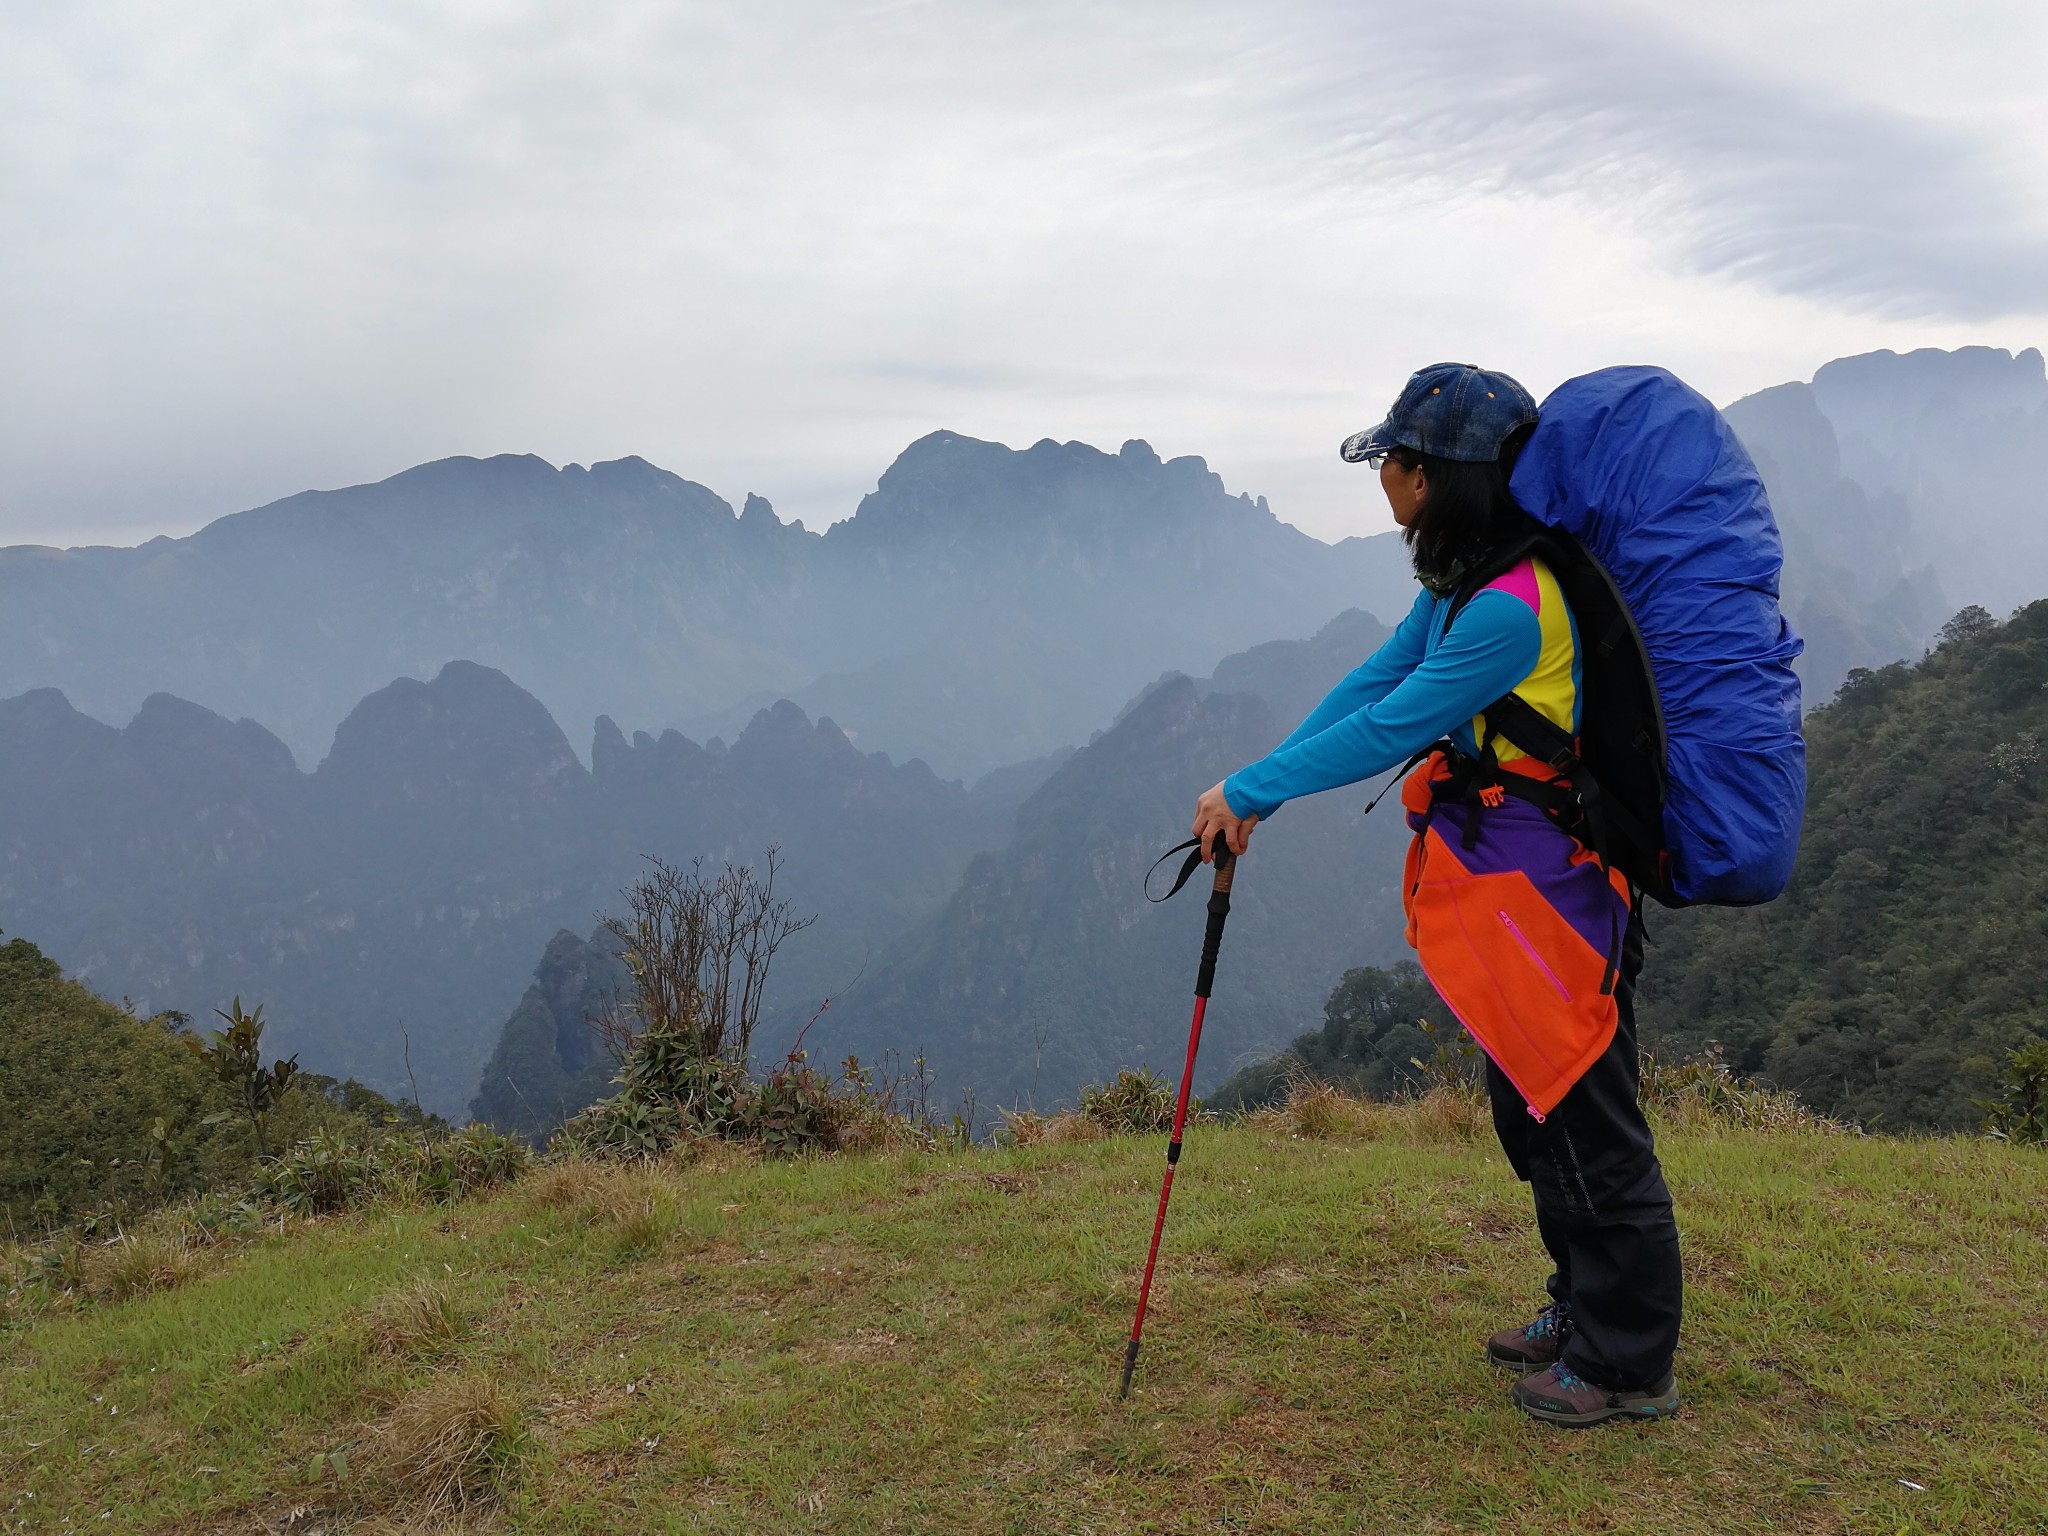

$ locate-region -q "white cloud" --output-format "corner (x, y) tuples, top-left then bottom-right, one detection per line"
(1, 0), (2043, 546)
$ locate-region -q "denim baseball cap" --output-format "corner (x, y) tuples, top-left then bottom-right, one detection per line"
(1340, 362), (1539, 465)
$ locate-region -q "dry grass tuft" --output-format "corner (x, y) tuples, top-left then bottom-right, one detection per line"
(518, 1157), (606, 1215)
(587, 1164), (678, 1259)
(1401, 1084), (1491, 1144)
(1259, 1078), (1392, 1140)
(1245, 1080), (1488, 1145)
(380, 1372), (525, 1512)
(1640, 1050), (1837, 1134)
(607, 1196), (673, 1260)
(1000, 1109), (1105, 1146)
(366, 1277), (471, 1362)
(82, 1228), (199, 1301)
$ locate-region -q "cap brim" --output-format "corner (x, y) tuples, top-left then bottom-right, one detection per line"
(1340, 423), (1397, 463)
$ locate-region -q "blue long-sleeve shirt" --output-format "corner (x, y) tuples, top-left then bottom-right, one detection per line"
(1222, 584), (1545, 820)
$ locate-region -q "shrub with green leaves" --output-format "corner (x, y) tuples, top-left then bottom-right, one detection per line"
(186, 997), (299, 1156)
(1983, 1037), (2048, 1144)
(253, 1125), (528, 1216)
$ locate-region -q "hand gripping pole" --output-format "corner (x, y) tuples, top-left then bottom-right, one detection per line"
(1119, 842), (1236, 1400)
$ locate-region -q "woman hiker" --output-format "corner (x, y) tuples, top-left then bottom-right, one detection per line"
(1189, 362), (1684, 1429)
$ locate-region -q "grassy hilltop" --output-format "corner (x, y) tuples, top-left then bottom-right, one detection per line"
(6, 1098), (2045, 1535)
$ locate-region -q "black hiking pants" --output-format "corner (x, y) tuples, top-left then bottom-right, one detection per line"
(1484, 921), (1683, 1390)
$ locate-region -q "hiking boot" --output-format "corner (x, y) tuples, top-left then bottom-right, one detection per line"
(1510, 1363), (1680, 1428)
(1486, 1301), (1572, 1372)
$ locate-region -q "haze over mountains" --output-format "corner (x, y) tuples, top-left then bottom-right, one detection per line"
(0, 433), (1414, 780)
(2, 345), (2043, 1125)
(0, 666), (1029, 1112)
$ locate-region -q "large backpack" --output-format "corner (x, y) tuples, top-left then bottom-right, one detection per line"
(1453, 365), (1806, 908)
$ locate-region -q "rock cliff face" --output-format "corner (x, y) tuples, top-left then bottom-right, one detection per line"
(0, 434), (1412, 779)
(468, 928), (630, 1138)
(0, 664), (1032, 1114)
(1728, 345), (2048, 664)
(1724, 381), (1944, 700)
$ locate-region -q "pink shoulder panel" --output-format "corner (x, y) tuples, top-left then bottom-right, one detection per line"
(1482, 558), (1541, 614)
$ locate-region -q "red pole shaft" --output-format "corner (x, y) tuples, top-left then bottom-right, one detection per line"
(1119, 846), (1234, 1399)
(1121, 995), (1206, 1382)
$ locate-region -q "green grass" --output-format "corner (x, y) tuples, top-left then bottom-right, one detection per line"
(5, 1106), (2046, 1534)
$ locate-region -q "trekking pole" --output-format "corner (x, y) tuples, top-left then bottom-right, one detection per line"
(1119, 838), (1238, 1401)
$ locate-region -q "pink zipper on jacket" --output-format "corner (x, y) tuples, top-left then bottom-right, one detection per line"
(1497, 909), (1574, 1002)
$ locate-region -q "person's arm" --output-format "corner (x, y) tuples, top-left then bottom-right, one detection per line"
(1221, 588), (1540, 819)
(1263, 590), (1435, 758)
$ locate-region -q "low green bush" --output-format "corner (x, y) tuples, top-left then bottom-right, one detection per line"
(1077, 1067), (1178, 1135)
(254, 1125), (527, 1216)
(556, 1030), (936, 1160)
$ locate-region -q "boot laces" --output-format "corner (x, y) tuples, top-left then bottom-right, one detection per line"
(1522, 1301), (1571, 1342)
(1552, 1365), (1593, 1394)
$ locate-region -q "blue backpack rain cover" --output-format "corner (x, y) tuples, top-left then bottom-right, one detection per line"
(1508, 366), (1806, 906)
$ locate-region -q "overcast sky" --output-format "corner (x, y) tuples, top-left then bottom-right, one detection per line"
(4, 0), (2045, 548)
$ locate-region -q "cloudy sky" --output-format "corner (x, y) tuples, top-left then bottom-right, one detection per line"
(3, 0), (2045, 548)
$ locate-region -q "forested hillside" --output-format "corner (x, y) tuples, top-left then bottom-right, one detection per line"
(1638, 603), (2048, 1129)
(0, 937), (420, 1227)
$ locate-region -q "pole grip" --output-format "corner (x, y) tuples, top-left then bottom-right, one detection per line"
(1193, 846), (1235, 999)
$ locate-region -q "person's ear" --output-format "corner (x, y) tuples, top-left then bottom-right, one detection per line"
(1410, 465), (1428, 509)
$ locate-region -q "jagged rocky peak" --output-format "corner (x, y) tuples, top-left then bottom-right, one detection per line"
(124, 693), (300, 782)
(730, 698), (860, 763)
(591, 714), (707, 784)
(317, 660), (587, 797)
(826, 428), (1239, 550)
(591, 715), (631, 779)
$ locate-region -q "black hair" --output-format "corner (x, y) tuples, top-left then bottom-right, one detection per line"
(1389, 424), (1536, 588)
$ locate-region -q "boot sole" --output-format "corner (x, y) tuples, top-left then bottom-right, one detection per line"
(1486, 1344), (1558, 1372)
(1513, 1392), (1681, 1429)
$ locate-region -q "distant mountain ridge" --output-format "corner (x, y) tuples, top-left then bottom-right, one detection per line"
(0, 433), (1414, 779)
(8, 345), (2047, 1128)
(0, 664), (1039, 1113)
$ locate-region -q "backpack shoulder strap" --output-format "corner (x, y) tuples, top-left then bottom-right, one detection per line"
(1443, 531), (1550, 630)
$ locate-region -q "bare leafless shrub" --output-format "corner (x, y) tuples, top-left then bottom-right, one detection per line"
(595, 849), (814, 1070)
